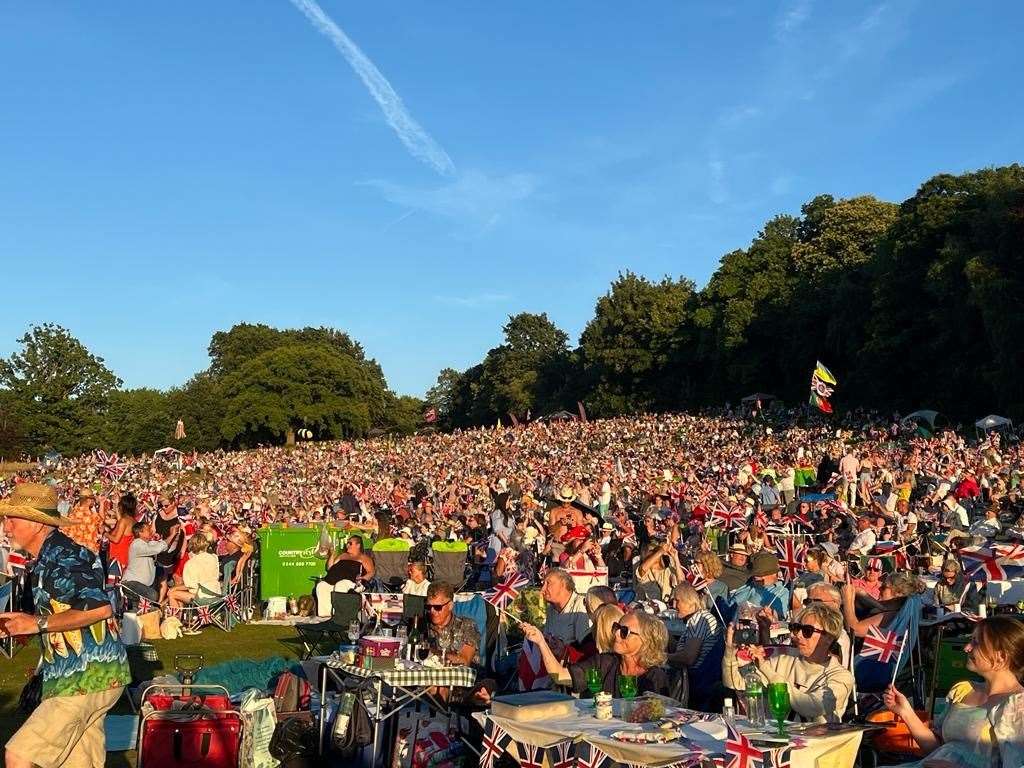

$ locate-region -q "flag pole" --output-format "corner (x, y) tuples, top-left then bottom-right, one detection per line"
(890, 629), (909, 687)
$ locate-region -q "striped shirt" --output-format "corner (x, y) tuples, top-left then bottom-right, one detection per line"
(674, 609), (720, 668)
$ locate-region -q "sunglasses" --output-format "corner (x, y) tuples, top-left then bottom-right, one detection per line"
(867, 566), (883, 572)
(788, 622), (827, 639)
(611, 622), (640, 640)
(425, 601), (451, 612)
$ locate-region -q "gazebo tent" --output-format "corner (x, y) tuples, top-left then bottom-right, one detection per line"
(542, 410), (578, 422)
(975, 414), (1013, 436)
(902, 410), (940, 429)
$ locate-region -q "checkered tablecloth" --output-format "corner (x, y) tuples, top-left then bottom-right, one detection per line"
(325, 661), (477, 688)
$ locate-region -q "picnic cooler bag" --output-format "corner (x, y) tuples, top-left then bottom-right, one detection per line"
(137, 685), (242, 768)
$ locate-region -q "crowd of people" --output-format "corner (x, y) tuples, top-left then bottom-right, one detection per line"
(3, 406), (1024, 765)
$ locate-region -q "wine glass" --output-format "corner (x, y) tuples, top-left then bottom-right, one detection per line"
(767, 682), (790, 737)
(586, 668), (603, 698)
(618, 674), (637, 701)
(347, 620), (361, 643)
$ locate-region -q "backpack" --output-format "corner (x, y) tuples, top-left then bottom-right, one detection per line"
(273, 672), (311, 713)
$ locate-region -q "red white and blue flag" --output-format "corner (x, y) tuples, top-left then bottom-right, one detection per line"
(958, 545), (1024, 581)
(480, 719), (511, 768)
(517, 639), (551, 691)
(94, 450), (127, 481)
(516, 742), (544, 768)
(572, 741), (606, 768)
(858, 626), (905, 664)
(775, 538), (806, 581)
(485, 571), (529, 610)
(722, 719), (765, 768)
(710, 503), (747, 531)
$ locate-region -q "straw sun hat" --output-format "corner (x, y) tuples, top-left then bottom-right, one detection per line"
(0, 483), (72, 527)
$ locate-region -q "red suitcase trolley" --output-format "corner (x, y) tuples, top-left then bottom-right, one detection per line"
(137, 684), (242, 768)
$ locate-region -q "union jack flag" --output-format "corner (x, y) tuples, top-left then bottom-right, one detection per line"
(225, 592), (239, 613)
(106, 560), (122, 586)
(94, 450), (127, 481)
(165, 606), (179, 618)
(785, 510), (815, 532)
(992, 542), (1024, 563)
(516, 742), (544, 768)
(517, 639), (551, 691)
(197, 605), (213, 625)
(480, 719), (511, 768)
(775, 538), (806, 581)
(683, 564), (709, 592)
(137, 597), (151, 614)
(710, 503), (747, 531)
(858, 626), (905, 664)
(723, 719), (765, 768)
(7, 550), (27, 572)
(485, 571), (529, 609)
(958, 546), (1024, 581)
(571, 741), (605, 768)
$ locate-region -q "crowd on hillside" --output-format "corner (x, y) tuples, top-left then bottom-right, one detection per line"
(4, 408), (1024, 765)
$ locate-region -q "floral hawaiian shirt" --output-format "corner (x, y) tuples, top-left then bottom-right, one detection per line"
(33, 530), (129, 698)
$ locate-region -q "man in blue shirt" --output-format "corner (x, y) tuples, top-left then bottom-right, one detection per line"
(729, 551), (791, 619)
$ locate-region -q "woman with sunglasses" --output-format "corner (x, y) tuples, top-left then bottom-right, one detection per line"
(723, 603), (853, 723)
(520, 610), (671, 698)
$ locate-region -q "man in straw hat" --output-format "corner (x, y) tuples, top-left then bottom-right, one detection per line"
(0, 483), (129, 768)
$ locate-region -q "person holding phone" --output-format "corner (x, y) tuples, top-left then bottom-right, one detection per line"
(635, 541), (683, 601)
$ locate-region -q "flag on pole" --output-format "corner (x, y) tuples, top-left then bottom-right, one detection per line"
(484, 571), (529, 609)
(517, 639), (551, 690)
(809, 361), (837, 414)
(858, 626), (905, 664)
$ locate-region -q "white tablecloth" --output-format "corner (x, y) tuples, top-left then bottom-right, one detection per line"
(480, 699), (864, 768)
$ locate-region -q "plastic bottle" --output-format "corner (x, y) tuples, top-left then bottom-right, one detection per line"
(723, 697), (735, 720)
(743, 674), (766, 727)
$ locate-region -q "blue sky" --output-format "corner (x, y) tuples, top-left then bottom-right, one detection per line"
(1, 1), (1021, 397)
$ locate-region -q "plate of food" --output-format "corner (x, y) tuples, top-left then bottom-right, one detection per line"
(610, 728), (682, 744)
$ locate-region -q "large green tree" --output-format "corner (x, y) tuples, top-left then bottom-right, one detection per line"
(580, 272), (697, 415)
(0, 324), (121, 454)
(220, 343), (385, 445)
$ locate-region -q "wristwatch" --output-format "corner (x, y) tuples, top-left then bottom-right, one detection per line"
(36, 615), (48, 634)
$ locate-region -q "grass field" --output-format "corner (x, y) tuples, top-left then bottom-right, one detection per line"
(0, 624), (302, 766)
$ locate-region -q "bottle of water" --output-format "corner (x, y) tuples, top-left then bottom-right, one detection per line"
(744, 676), (766, 727)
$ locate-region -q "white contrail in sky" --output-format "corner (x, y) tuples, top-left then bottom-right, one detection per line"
(288, 0), (456, 176)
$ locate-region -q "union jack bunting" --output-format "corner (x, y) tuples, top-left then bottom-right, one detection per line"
(958, 545), (1024, 581)
(480, 719), (511, 768)
(723, 719), (765, 768)
(137, 597), (151, 614)
(548, 741), (581, 768)
(516, 742), (544, 768)
(225, 592), (240, 614)
(94, 450), (127, 481)
(485, 571), (530, 609)
(769, 746), (792, 768)
(775, 538), (806, 581)
(197, 605), (213, 625)
(165, 606), (179, 618)
(571, 741), (606, 768)
(858, 626), (905, 664)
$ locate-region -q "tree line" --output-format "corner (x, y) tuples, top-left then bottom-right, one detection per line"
(0, 323), (424, 457)
(2, 164), (1021, 457)
(426, 165), (1024, 429)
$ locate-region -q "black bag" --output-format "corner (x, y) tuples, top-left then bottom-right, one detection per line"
(269, 711), (317, 767)
(17, 672), (42, 715)
(330, 688), (373, 757)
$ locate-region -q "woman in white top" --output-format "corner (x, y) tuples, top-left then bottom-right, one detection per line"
(168, 534), (222, 608)
(402, 561), (431, 596)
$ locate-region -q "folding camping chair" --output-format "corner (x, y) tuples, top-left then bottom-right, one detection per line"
(430, 540), (469, 590)
(294, 592), (362, 659)
(371, 538), (411, 592)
